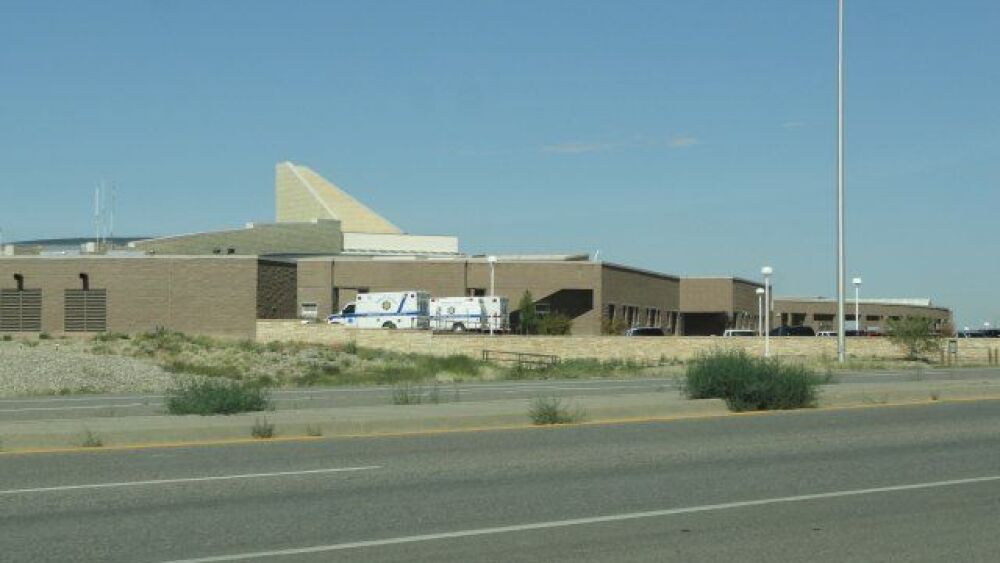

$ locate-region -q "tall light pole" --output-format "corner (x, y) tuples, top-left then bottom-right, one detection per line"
(836, 0), (847, 362)
(852, 277), (862, 334)
(487, 255), (498, 336)
(762, 266), (773, 357)
(756, 287), (765, 336)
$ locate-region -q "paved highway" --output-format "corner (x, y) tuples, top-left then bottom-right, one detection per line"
(2, 400), (999, 561)
(1, 367), (998, 421)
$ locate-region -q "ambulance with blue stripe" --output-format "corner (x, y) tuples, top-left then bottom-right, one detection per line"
(326, 291), (430, 329)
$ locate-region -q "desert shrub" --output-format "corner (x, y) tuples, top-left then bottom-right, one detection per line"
(251, 417), (275, 439)
(529, 397), (584, 425)
(92, 332), (130, 342)
(684, 349), (820, 412)
(601, 316), (631, 335)
(165, 379), (272, 415)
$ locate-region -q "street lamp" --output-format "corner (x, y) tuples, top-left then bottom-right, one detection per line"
(762, 266), (773, 357)
(852, 277), (862, 334)
(487, 256), (498, 336)
(756, 287), (765, 336)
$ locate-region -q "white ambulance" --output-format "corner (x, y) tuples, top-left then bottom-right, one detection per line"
(430, 296), (509, 332)
(326, 291), (430, 329)
(431, 297), (487, 332)
(481, 296), (510, 332)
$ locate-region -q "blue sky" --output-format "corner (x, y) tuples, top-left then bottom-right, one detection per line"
(1, 1), (997, 326)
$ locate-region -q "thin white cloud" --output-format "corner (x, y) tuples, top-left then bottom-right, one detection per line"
(541, 142), (615, 155)
(669, 135), (701, 148)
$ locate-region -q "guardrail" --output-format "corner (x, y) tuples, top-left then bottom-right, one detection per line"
(482, 350), (560, 370)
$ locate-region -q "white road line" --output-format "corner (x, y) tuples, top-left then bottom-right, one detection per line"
(0, 395), (165, 405)
(0, 466), (381, 496)
(0, 403), (146, 413)
(163, 474), (1000, 562)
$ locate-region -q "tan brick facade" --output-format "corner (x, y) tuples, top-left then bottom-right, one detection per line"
(296, 258), (679, 335)
(0, 256), (272, 339)
(774, 298), (952, 333)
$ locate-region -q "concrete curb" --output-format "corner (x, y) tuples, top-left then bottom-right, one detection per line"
(0, 395), (729, 453)
(3, 380), (1000, 454)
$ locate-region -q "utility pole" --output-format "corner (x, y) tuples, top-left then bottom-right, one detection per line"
(836, 0), (847, 362)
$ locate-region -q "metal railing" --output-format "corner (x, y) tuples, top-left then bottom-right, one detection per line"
(482, 349), (560, 370)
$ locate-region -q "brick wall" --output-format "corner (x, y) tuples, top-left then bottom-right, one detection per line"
(257, 321), (1000, 365)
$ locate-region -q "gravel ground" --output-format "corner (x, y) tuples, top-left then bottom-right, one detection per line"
(0, 340), (180, 397)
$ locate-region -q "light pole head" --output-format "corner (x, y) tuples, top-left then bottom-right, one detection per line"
(756, 287), (765, 296)
(761, 266), (773, 277)
(852, 277), (862, 286)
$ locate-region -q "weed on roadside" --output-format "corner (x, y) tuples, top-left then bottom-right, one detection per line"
(251, 417), (275, 439)
(79, 429), (104, 448)
(392, 383), (424, 405)
(529, 397), (585, 425)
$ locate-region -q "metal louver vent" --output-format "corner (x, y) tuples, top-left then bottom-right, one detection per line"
(64, 289), (107, 332)
(0, 289), (42, 332)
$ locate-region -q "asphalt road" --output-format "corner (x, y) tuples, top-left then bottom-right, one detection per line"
(1, 367), (998, 421)
(2, 400), (999, 561)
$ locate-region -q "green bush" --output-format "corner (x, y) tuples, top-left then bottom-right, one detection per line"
(92, 332), (130, 342)
(886, 316), (941, 360)
(684, 349), (820, 412)
(251, 417), (275, 439)
(517, 291), (539, 334)
(538, 313), (573, 335)
(38, 332), (51, 340)
(529, 396), (584, 425)
(165, 379), (272, 415)
(1, 335), (11, 342)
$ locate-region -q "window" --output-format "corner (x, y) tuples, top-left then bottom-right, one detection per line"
(621, 305), (639, 327)
(606, 304), (616, 320)
(814, 314), (834, 321)
(535, 303), (551, 316)
(468, 288), (486, 297)
(300, 302), (318, 320)
(866, 315), (880, 321)
(645, 307), (661, 327)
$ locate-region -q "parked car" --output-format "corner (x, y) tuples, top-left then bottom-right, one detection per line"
(723, 329), (756, 337)
(769, 325), (816, 337)
(818, 329), (867, 337)
(624, 327), (665, 337)
(958, 330), (986, 338)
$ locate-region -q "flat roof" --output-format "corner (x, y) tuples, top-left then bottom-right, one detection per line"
(681, 276), (764, 288)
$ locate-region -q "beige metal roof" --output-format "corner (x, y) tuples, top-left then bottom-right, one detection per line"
(275, 161), (402, 234)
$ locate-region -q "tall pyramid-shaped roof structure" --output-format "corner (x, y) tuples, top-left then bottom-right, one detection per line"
(275, 161), (402, 234)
